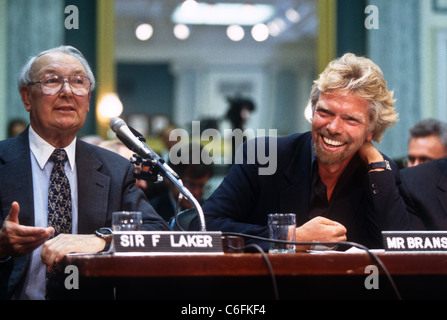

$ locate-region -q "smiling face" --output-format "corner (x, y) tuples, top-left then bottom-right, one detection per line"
(20, 51), (91, 147)
(311, 90), (374, 168)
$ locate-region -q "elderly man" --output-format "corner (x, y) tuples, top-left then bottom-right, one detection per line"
(194, 53), (411, 250)
(0, 46), (169, 300)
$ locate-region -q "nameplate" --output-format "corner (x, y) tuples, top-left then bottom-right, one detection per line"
(113, 231), (224, 254)
(383, 231), (447, 252)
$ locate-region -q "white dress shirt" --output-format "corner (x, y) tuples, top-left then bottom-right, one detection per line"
(13, 126), (78, 300)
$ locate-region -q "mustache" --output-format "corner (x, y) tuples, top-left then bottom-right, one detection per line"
(318, 129), (344, 141)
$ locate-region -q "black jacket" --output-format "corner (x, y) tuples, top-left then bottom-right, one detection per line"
(194, 132), (411, 250)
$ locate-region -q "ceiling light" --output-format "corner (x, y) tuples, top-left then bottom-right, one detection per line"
(182, 0), (199, 10)
(172, 2), (275, 26)
(268, 17), (287, 37)
(135, 23), (153, 41)
(174, 24), (190, 40)
(251, 23), (269, 42)
(98, 93), (123, 119)
(285, 8), (301, 23)
(226, 24), (244, 41)
(267, 19), (283, 37)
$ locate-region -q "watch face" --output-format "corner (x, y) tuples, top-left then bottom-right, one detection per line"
(96, 228), (113, 240)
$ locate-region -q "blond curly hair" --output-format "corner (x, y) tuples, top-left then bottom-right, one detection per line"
(310, 53), (398, 142)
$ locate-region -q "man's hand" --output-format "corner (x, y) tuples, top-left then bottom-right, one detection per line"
(41, 234), (106, 271)
(295, 216), (347, 250)
(0, 202), (54, 258)
(357, 140), (384, 165)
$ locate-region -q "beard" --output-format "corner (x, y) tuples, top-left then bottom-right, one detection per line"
(313, 140), (350, 165)
(312, 132), (353, 166)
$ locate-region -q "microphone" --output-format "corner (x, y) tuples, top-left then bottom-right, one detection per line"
(110, 117), (154, 160)
(110, 118), (180, 180)
(110, 117), (207, 232)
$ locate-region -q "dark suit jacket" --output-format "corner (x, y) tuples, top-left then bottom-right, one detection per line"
(195, 132), (411, 250)
(400, 158), (447, 230)
(150, 192), (176, 222)
(0, 128), (170, 299)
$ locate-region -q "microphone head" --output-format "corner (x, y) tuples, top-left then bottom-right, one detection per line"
(110, 117), (125, 132)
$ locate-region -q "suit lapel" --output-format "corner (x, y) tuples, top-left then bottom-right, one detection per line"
(1, 135), (111, 232)
(75, 141), (110, 233)
(0, 129), (35, 227)
(279, 135), (312, 225)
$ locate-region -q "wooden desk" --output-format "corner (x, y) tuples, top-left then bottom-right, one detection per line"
(63, 251), (447, 299)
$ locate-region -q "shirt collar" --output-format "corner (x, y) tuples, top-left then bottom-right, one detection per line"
(29, 125), (76, 171)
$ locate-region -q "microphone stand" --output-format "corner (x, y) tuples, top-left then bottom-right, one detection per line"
(115, 129), (207, 232)
(145, 156), (207, 232)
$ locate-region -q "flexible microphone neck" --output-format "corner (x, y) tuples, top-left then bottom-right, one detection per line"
(110, 117), (207, 232)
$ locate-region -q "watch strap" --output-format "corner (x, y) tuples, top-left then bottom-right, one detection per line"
(95, 227), (113, 252)
(367, 160), (391, 172)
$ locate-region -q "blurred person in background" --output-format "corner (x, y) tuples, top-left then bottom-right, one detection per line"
(150, 142), (214, 225)
(7, 118), (27, 138)
(406, 118), (447, 167)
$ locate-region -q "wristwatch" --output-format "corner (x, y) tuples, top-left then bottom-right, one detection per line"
(95, 227), (113, 252)
(367, 160), (391, 172)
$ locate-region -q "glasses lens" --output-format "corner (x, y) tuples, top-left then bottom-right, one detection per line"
(69, 75), (90, 95)
(40, 75), (63, 95)
(40, 74), (90, 96)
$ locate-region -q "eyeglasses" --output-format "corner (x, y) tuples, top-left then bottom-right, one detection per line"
(28, 74), (91, 96)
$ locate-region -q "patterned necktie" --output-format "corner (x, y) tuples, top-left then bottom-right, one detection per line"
(48, 148), (72, 237)
(46, 149), (72, 299)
